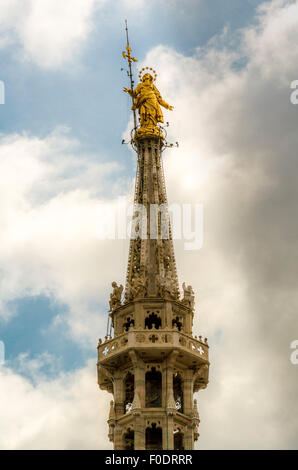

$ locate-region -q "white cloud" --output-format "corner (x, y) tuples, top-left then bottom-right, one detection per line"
(10, 352), (62, 383)
(244, 0), (298, 83)
(0, 128), (130, 346)
(0, 360), (112, 450)
(0, 0), (106, 69)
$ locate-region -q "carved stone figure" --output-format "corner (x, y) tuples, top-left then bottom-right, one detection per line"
(125, 275), (147, 302)
(133, 275), (147, 298)
(109, 282), (123, 312)
(166, 271), (177, 298)
(182, 282), (195, 310)
(157, 270), (178, 299)
(124, 280), (133, 303)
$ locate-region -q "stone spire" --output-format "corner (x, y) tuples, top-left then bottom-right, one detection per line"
(97, 30), (210, 451)
(124, 137), (179, 303)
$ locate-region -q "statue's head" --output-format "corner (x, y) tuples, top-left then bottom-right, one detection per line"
(142, 73), (154, 83)
(112, 281), (117, 288)
(138, 67), (157, 83)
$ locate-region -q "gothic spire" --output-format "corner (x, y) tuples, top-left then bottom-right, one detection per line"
(121, 27), (179, 302)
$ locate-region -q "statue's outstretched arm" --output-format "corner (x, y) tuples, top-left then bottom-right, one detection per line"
(123, 87), (134, 97)
(159, 98), (174, 111)
(123, 83), (141, 98)
(154, 85), (174, 110)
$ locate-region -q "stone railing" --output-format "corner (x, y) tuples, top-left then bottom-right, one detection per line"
(97, 328), (209, 362)
(98, 332), (129, 358)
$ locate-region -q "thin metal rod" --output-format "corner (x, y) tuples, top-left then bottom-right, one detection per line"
(109, 314), (113, 337)
(125, 20), (137, 133)
(106, 314), (110, 338)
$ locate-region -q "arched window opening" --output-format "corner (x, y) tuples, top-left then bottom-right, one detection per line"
(145, 367), (162, 407)
(174, 430), (184, 450)
(173, 373), (184, 413)
(146, 423), (162, 450)
(145, 312), (161, 330)
(124, 372), (134, 413)
(123, 316), (134, 331)
(124, 428), (134, 450)
(172, 316), (182, 331)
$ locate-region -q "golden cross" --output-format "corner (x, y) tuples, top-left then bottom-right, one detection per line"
(122, 44), (137, 64)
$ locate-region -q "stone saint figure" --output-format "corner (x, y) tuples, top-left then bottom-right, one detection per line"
(109, 282), (123, 312)
(125, 276), (147, 302)
(182, 282), (195, 310)
(123, 73), (173, 135)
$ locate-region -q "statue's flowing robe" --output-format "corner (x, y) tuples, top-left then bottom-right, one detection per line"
(133, 83), (168, 126)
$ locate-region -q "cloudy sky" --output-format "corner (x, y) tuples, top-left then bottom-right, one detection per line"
(0, 0), (298, 450)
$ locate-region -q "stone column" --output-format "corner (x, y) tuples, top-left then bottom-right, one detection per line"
(164, 301), (172, 329)
(129, 350), (146, 407)
(184, 425), (194, 450)
(113, 370), (124, 417)
(161, 358), (173, 408)
(161, 362), (167, 409)
(134, 303), (144, 329)
(185, 307), (192, 334)
(183, 369), (194, 416)
(114, 424), (124, 450)
(162, 413), (174, 450)
(134, 413), (145, 450)
(162, 351), (178, 449)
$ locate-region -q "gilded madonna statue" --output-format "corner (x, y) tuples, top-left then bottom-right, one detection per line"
(123, 69), (173, 137)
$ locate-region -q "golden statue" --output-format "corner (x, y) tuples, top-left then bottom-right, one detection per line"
(123, 68), (173, 138)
